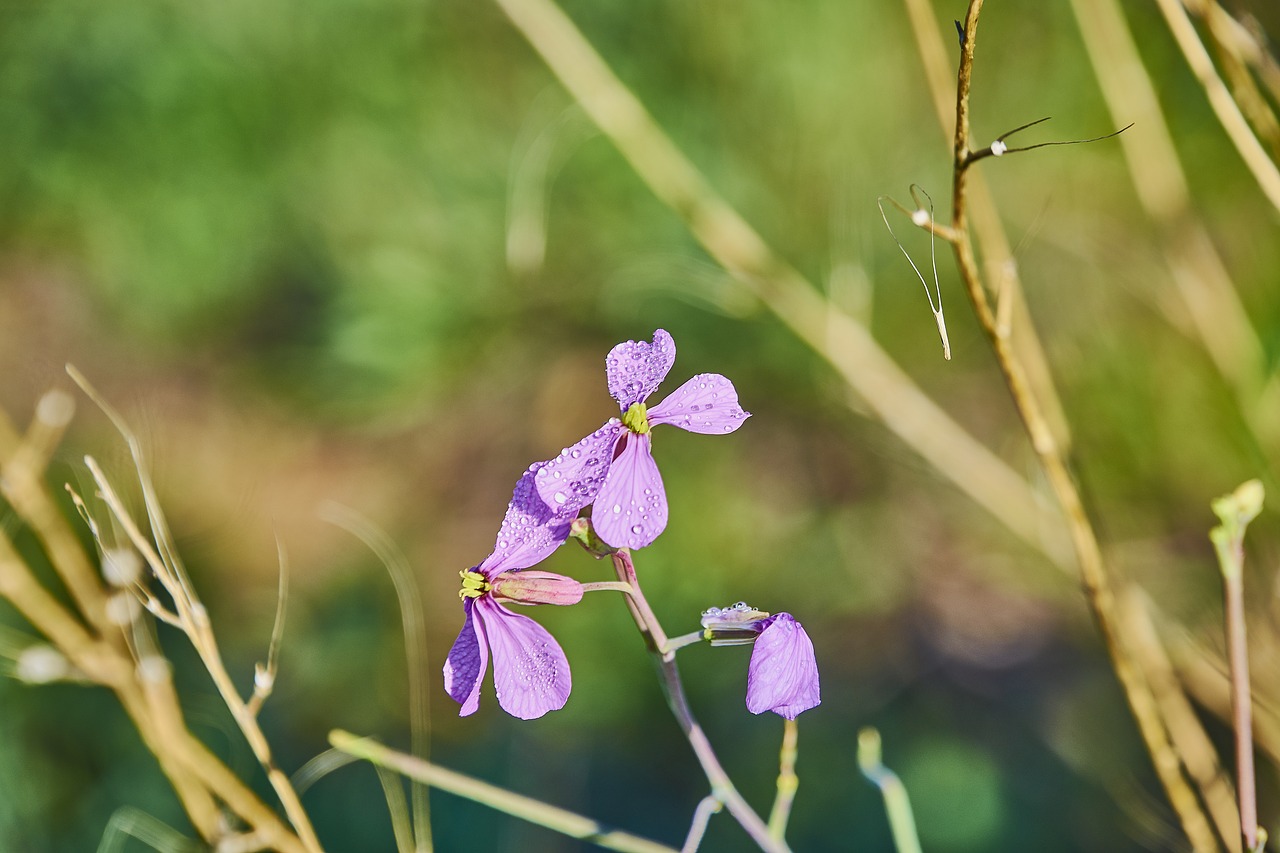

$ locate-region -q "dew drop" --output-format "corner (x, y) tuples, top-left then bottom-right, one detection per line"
(570, 449), (581, 459)
(723, 424), (732, 431)
(612, 504), (622, 514)
(553, 492), (568, 505)
(553, 471), (562, 479)
(631, 525), (642, 535)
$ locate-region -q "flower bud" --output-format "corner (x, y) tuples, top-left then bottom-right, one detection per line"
(700, 601), (770, 646)
(491, 570), (584, 606)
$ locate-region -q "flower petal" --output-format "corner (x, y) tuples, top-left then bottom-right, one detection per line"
(591, 432), (668, 550)
(480, 462), (574, 577)
(606, 329), (675, 408)
(480, 597), (572, 720)
(533, 420), (623, 516)
(746, 613), (820, 720)
(648, 373), (750, 435)
(443, 599), (489, 717)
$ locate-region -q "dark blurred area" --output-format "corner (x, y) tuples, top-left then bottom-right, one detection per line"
(3, 0), (1280, 850)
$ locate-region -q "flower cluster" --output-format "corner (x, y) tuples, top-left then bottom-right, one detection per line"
(444, 330), (819, 720)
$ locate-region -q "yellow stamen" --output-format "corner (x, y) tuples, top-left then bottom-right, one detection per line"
(622, 402), (650, 434)
(458, 569), (491, 600)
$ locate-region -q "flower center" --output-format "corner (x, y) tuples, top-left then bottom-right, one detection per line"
(458, 569), (491, 600)
(621, 401), (650, 434)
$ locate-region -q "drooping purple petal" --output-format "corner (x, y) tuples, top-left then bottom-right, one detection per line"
(746, 613), (820, 720)
(591, 432), (668, 550)
(479, 462), (575, 578)
(648, 373), (751, 435)
(533, 420), (623, 516)
(606, 329), (675, 408)
(443, 599), (489, 717)
(479, 596), (572, 720)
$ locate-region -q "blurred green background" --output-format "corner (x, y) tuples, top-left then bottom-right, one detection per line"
(3, 0), (1280, 850)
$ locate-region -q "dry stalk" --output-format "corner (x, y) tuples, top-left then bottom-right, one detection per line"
(1152, 0), (1280, 215)
(0, 397), (312, 852)
(1068, 0), (1280, 450)
(948, 4), (1218, 850)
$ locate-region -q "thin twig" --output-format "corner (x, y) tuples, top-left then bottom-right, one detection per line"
(319, 503), (432, 853)
(1153, 0), (1280, 215)
(681, 796), (722, 853)
(609, 550), (787, 852)
(1067, 0), (1280, 450)
(1209, 481), (1265, 852)
(329, 731), (678, 853)
(766, 719), (799, 841)
(949, 5), (1219, 851)
(72, 379), (324, 853)
(857, 728), (923, 853)
(899, 0), (1074, 452)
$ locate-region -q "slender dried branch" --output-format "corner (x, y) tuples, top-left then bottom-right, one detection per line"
(1068, 0), (1280, 450)
(1121, 589), (1242, 853)
(949, 5), (1219, 850)
(0, 399), (312, 853)
(899, 0), (1073, 451)
(1153, 0), (1280, 214)
(330, 731), (678, 853)
(610, 550), (787, 853)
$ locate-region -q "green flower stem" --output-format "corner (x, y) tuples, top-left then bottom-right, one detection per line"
(1210, 480), (1265, 853)
(664, 631), (705, 653)
(857, 728), (923, 853)
(767, 719), (799, 842)
(580, 581), (634, 594)
(329, 731), (676, 853)
(609, 550), (789, 853)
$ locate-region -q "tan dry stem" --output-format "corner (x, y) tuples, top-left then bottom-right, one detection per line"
(950, 5), (1219, 851)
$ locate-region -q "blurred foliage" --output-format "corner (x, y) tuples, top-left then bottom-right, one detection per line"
(3, 0), (1280, 850)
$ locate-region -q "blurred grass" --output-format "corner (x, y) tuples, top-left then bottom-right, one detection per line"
(2, 0), (1280, 850)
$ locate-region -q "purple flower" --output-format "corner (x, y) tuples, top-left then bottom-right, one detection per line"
(443, 464), (582, 720)
(534, 329), (749, 550)
(701, 604), (821, 720)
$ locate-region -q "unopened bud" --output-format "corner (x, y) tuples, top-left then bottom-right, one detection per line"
(491, 570), (584, 606)
(700, 601), (770, 646)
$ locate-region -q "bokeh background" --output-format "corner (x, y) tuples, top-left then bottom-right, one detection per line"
(3, 0), (1280, 850)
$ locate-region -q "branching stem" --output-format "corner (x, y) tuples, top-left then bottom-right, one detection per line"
(949, 5), (1218, 851)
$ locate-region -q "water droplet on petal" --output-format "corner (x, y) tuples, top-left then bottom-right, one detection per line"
(570, 449), (581, 459)
(612, 504), (622, 514)
(631, 524), (642, 535)
(553, 492), (567, 505)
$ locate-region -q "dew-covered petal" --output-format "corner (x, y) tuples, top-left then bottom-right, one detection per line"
(606, 329), (675, 408)
(746, 613), (820, 720)
(480, 462), (575, 578)
(591, 432), (668, 550)
(443, 599), (489, 717)
(533, 420), (623, 517)
(480, 597), (572, 720)
(648, 373), (750, 435)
